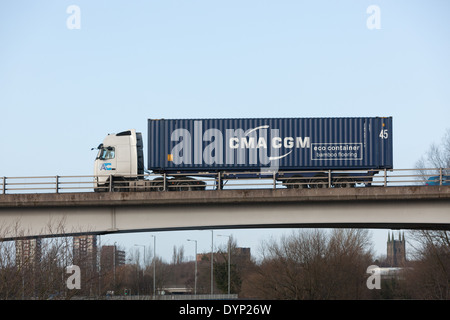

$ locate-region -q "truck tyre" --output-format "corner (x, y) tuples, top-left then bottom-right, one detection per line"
(309, 176), (328, 188)
(285, 176), (307, 189)
(333, 177), (353, 188)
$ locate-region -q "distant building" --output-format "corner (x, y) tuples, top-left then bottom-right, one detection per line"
(73, 235), (98, 271)
(234, 247), (251, 260)
(101, 245), (126, 272)
(197, 247), (251, 263)
(15, 238), (42, 268)
(386, 231), (406, 267)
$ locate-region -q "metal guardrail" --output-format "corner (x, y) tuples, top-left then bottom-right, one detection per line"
(0, 168), (449, 194)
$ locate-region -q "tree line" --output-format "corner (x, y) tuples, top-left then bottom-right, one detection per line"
(0, 228), (449, 299)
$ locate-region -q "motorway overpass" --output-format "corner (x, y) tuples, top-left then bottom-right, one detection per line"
(0, 186), (449, 240)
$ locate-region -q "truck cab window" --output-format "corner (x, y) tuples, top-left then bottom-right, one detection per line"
(98, 147), (115, 160)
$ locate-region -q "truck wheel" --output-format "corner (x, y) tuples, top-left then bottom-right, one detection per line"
(339, 178), (355, 188)
(153, 183), (164, 191)
(286, 176), (307, 189)
(94, 185), (108, 192)
(309, 176), (328, 188)
(176, 182), (193, 191)
(333, 177), (351, 188)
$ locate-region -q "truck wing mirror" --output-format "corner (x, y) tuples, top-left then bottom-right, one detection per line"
(91, 144), (103, 151)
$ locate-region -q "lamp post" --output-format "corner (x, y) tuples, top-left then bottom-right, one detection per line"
(150, 235), (156, 297)
(211, 230), (214, 295)
(187, 239), (197, 295)
(217, 234), (231, 295)
(113, 241), (117, 290)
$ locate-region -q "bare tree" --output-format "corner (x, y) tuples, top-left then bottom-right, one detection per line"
(415, 128), (450, 181)
(325, 229), (374, 299)
(0, 218), (106, 300)
(406, 230), (450, 299)
(408, 129), (450, 299)
(246, 229), (374, 299)
(172, 245), (185, 265)
(0, 240), (22, 299)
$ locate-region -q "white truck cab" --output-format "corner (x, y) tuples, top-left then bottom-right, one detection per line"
(93, 128), (205, 192)
(94, 129), (144, 189)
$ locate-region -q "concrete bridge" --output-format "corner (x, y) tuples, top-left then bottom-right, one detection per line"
(0, 186), (449, 240)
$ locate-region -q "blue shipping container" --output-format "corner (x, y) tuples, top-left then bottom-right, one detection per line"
(147, 117), (393, 173)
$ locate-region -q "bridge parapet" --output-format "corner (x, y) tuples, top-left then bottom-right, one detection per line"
(1, 185), (449, 208)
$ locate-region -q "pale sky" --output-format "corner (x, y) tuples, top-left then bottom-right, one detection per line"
(1, 0), (449, 261)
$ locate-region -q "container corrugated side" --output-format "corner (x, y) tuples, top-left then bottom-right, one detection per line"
(147, 117), (393, 172)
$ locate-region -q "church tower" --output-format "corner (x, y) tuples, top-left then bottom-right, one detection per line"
(386, 231), (406, 267)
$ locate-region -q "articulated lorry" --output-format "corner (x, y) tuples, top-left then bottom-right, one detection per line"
(93, 117), (393, 191)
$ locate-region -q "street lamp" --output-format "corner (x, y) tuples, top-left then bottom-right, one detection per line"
(150, 235), (156, 297)
(217, 234), (231, 295)
(211, 230), (214, 295)
(113, 241), (117, 290)
(187, 239), (197, 295)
